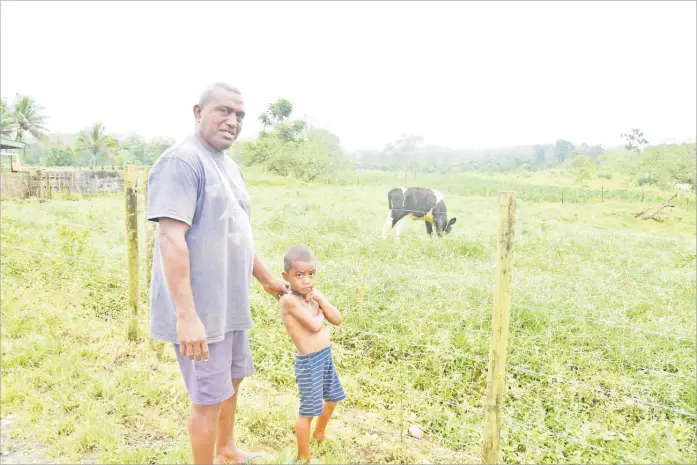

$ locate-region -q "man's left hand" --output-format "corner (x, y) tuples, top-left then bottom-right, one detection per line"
(263, 279), (290, 301)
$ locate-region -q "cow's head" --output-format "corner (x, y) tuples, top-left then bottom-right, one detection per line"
(435, 215), (457, 236)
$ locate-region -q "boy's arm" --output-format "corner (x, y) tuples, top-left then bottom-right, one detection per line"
(312, 289), (343, 326)
(280, 296), (326, 333)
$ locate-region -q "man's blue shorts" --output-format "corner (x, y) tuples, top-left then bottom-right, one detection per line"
(294, 345), (346, 417)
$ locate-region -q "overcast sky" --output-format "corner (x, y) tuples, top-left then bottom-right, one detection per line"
(1, 1), (695, 151)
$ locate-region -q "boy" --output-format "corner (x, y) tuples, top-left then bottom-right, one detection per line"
(279, 245), (346, 463)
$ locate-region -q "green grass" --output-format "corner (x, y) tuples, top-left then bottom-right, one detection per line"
(326, 168), (683, 205)
(1, 169), (695, 464)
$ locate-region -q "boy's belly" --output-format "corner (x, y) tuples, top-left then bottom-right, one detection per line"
(294, 328), (331, 355)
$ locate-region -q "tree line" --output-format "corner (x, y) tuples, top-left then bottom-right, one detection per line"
(353, 129), (695, 190)
(1, 94), (175, 169)
(1, 93), (694, 190)
(0, 94), (352, 182)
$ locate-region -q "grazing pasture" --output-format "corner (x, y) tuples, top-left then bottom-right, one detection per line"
(1, 169), (695, 464)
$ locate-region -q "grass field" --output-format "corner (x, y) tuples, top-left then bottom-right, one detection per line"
(1, 169), (695, 464)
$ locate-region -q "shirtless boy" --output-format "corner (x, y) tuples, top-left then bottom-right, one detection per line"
(279, 245), (346, 463)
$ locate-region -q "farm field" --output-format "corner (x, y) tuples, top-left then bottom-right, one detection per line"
(1, 169), (695, 464)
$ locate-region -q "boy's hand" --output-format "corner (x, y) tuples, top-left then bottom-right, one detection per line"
(310, 288), (326, 303)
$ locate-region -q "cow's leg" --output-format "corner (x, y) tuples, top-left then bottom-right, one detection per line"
(393, 217), (407, 241)
(382, 212), (394, 239)
(425, 221), (433, 237)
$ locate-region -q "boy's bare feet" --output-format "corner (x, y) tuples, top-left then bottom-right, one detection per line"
(311, 433), (325, 443)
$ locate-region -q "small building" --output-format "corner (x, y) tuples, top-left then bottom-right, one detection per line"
(0, 139), (26, 172)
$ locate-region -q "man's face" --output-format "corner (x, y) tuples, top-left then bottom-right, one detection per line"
(282, 261), (317, 297)
(194, 88), (245, 152)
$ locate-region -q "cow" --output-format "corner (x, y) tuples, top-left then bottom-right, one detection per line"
(675, 183), (694, 193)
(382, 187), (457, 239)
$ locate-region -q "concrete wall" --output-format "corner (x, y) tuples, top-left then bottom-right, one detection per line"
(1, 170), (125, 200)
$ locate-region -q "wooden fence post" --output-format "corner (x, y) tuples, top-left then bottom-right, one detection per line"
(143, 167), (155, 294)
(482, 192), (516, 464)
(125, 164), (140, 341)
(143, 167), (164, 354)
(601, 185), (604, 203)
(37, 170), (44, 200)
(561, 189), (564, 205)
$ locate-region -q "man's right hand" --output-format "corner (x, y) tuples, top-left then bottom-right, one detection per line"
(176, 313), (209, 362)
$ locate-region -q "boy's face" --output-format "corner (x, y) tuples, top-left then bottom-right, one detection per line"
(282, 260), (316, 297)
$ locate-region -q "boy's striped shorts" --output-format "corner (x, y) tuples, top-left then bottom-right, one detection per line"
(294, 345), (346, 417)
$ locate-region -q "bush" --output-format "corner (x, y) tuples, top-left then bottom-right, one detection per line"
(637, 172), (659, 186)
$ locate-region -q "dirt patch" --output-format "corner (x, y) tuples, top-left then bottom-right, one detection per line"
(1, 416), (49, 464)
(240, 378), (481, 464)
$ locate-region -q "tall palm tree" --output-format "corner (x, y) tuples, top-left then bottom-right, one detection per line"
(77, 122), (118, 168)
(12, 94), (48, 143)
(0, 98), (16, 138)
(258, 112), (272, 129)
(267, 98), (293, 123)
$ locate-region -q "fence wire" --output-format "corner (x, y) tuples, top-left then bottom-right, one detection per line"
(2, 171), (695, 464)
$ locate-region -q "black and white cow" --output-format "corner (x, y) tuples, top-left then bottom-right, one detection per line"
(382, 187), (457, 239)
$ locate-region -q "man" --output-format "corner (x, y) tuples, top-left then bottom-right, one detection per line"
(147, 82), (288, 464)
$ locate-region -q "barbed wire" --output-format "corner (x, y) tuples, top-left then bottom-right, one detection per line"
(280, 199), (694, 244)
(8, 216), (691, 334)
(508, 365), (696, 419)
(5, 181), (693, 250)
(358, 334), (696, 412)
(247, 364), (473, 453)
(4, 242), (693, 388)
(515, 304), (696, 342)
(2, 245), (127, 274)
(251, 331), (696, 424)
(505, 416), (648, 464)
(332, 333), (697, 420)
(4, 191), (694, 449)
(249, 337), (692, 464)
(4, 237), (693, 351)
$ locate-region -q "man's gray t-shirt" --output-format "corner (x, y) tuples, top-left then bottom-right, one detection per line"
(147, 134), (255, 344)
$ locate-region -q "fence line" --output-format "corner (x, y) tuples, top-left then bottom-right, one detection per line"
(2, 256), (693, 462)
(353, 333), (695, 385)
(507, 365), (696, 419)
(505, 417), (647, 464)
(8, 224), (691, 345)
(5, 241), (693, 350)
(7, 239), (694, 420)
(4, 171), (695, 464)
(516, 304), (696, 342)
(282, 199), (694, 244)
(249, 363), (474, 453)
(2, 245), (125, 273)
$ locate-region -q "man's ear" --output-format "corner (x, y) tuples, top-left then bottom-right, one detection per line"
(193, 104), (202, 121)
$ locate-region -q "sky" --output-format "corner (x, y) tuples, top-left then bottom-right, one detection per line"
(1, 0), (695, 152)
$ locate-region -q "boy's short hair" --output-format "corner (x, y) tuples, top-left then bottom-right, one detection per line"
(284, 245), (316, 272)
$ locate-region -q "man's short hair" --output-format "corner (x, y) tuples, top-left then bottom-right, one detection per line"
(198, 82), (242, 109)
(284, 245), (316, 272)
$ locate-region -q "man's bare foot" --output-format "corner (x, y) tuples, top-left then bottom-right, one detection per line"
(215, 447), (269, 465)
